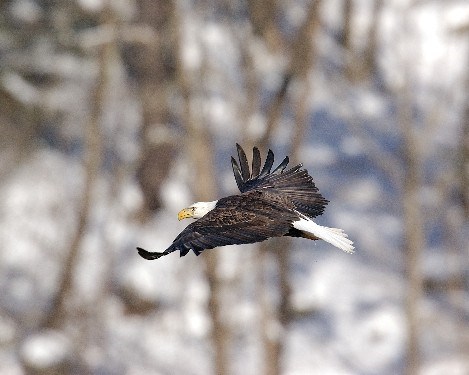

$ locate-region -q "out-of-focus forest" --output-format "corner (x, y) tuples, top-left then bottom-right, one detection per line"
(0, 0), (468, 374)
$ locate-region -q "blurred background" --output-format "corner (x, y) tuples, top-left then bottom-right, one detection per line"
(0, 0), (468, 374)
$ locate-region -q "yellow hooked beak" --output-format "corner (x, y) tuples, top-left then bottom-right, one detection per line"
(178, 207), (194, 221)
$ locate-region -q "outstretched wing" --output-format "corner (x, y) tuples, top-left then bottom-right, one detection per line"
(231, 144), (328, 218)
(137, 193), (298, 259)
(231, 144), (289, 193)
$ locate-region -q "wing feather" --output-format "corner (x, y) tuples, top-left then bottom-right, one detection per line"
(164, 193), (297, 257)
(271, 156), (289, 175)
(251, 147), (261, 178)
(258, 149), (274, 179)
(231, 157), (244, 191)
(257, 167), (329, 218)
(231, 145), (328, 218)
(236, 143), (251, 181)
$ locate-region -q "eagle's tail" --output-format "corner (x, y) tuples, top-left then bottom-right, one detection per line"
(292, 213), (354, 254)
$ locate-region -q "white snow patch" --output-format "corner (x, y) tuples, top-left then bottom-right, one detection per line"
(21, 330), (71, 368)
(291, 254), (403, 316)
(300, 143), (338, 167)
(0, 150), (78, 268)
(9, 0), (41, 24)
(444, 3), (469, 30)
(206, 97), (236, 132)
(340, 178), (382, 208)
(289, 254), (405, 373)
(286, 2), (309, 28)
(77, 0), (104, 13)
(337, 305), (406, 372)
(121, 261), (167, 302)
(216, 245), (245, 280)
(321, 0), (347, 31)
(202, 23), (228, 50)
(1, 72), (41, 105)
(160, 156), (193, 211)
(355, 89), (387, 119)
(285, 326), (354, 375)
(161, 182), (191, 212)
(249, 39), (287, 87)
(229, 300), (260, 328)
(420, 185), (442, 208)
(183, 277), (211, 337)
(340, 136), (364, 157)
(0, 353), (23, 375)
(422, 357), (469, 375)
(246, 112), (267, 140)
(181, 17), (202, 71)
(119, 180), (143, 211)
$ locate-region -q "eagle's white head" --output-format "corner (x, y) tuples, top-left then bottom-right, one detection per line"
(178, 200), (217, 220)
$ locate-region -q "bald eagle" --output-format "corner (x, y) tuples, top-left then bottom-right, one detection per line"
(137, 144), (354, 259)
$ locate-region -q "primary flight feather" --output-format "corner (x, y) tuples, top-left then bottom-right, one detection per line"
(137, 144), (354, 259)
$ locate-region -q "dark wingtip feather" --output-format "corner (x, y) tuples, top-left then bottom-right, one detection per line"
(258, 149), (274, 178)
(137, 247), (168, 260)
(231, 156), (244, 191)
(179, 247), (190, 257)
(272, 156), (289, 174)
(236, 144), (250, 181)
(251, 147), (261, 178)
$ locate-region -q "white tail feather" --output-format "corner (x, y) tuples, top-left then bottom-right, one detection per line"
(292, 214), (355, 254)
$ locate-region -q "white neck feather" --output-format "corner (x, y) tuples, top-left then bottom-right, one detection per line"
(191, 200), (217, 218)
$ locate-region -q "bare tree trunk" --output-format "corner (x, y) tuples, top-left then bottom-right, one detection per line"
(246, 0), (283, 52)
(175, 10), (230, 372)
(342, 0), (382, 82)
(188, 126), (229, 375)
(204, 250), (229, 375)
(190, 134), (230, 375)
(390, 7), (426, 372)
(342, 0), (359, 81)
(187, 129), (229, 374)
(341, 0), (353, 47)
(362, 0), (382, 80)
(0, 89), (39, 182)
(252, 3), (323, 374)
(341, 0), (354, 74)
(453, 31), (469, 362)
(460, 44), (469, 218)
(42, 8), (113, 329)
(398, 93), (424, 375)
(259, 0), (322, 152)
(130, 0), (178, 216)
(462, 109), (469, 219)
(402, 130), (424, 375)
